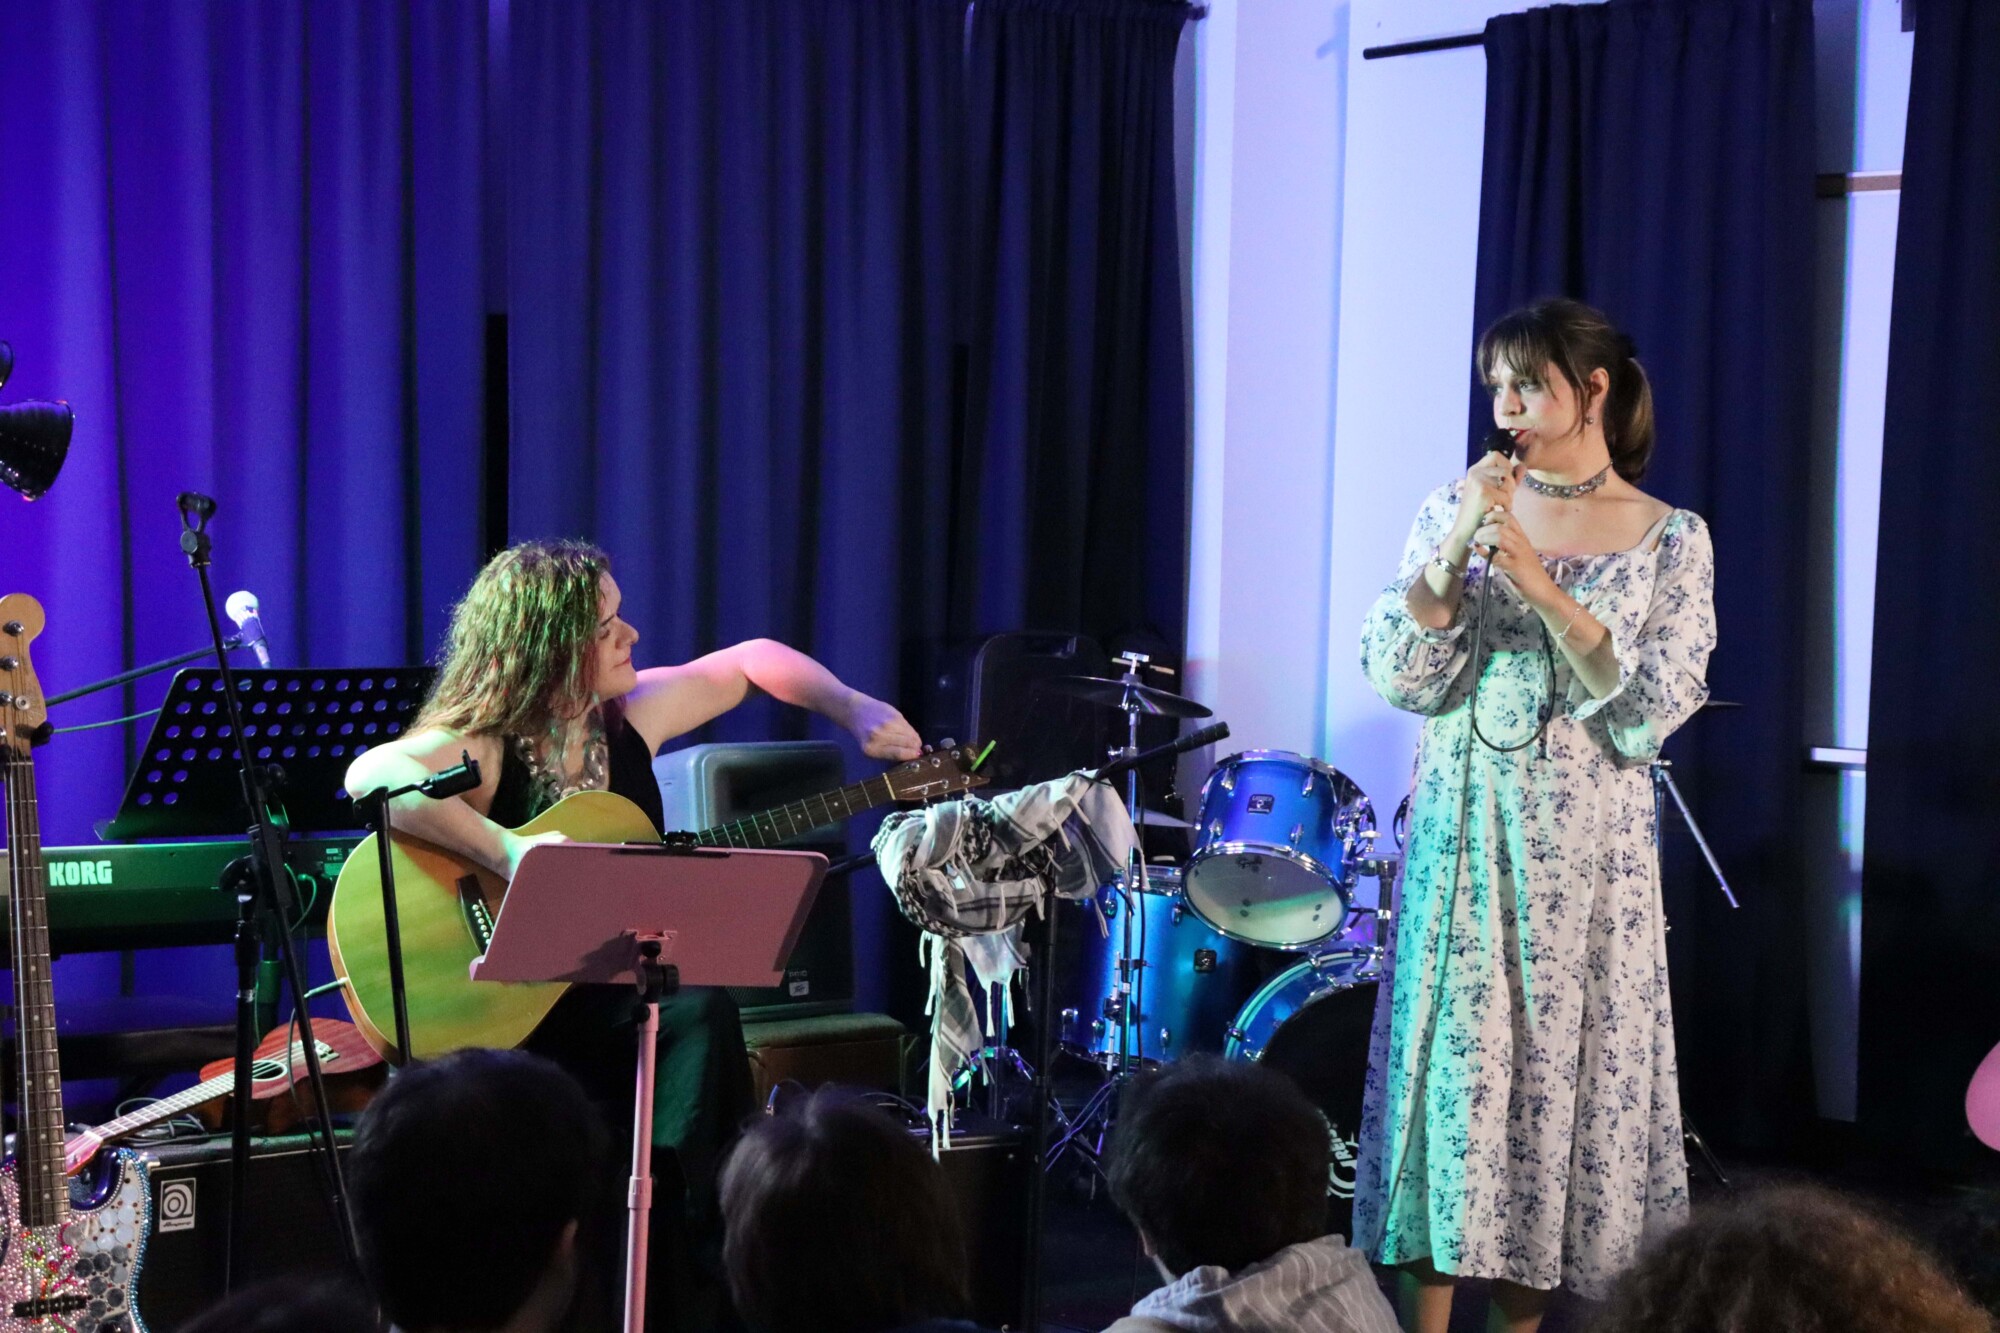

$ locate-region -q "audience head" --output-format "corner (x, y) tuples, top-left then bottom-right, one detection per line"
(349, 1048), (608, 1333)
(181, 1279), (381, 1333)
(720, 1092), (972, 1333)
(1593, 1182), (1994, 1333)
(1106, 1054), (1331, 1277)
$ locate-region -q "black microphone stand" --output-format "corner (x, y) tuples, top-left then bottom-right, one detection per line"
(360, 756), (483, 1065)
(173, 493), (359, 1287)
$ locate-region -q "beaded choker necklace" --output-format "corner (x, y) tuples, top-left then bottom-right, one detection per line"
(1521, 464), (1611, 500)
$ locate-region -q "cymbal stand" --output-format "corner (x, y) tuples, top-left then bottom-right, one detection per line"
(1044, 653), (1157, 1180)
(1650, 757), (1738, 1189)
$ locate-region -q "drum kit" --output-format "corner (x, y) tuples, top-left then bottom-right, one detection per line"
(1016, 653), (1401, 1235)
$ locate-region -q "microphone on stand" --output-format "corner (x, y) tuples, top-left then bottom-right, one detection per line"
(224, 590), (273, 668)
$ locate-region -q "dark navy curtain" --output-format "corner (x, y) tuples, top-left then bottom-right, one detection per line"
(1858, 0), (2000, 1171)
(0, 0), (486, 1039)
(959, 0), (1191, 650)
(1472, 0), (1818, 1147)
(507, 0), (962, 740)
(0, 0), (489, 852)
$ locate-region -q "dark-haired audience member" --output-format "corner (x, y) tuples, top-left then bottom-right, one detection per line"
(1593, 1182), (1994, 1333)
(181, 1278), (383, 1333)
(719, 1093), (997, 1333)
(348, 1048), (609, 1333)
(1104, 1056), (1399, 1333)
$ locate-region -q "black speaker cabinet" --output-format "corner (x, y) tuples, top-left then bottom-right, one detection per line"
(135, 1133), (352, 1329)
(654, 741), (853, 1018)
(919, 1115), (1029, 1332)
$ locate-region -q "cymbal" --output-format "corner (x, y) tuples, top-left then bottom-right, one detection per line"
(1039, 675), (1213, 719)
(1699, 699), (1743, 711)
(1136, 807), (1192, 829)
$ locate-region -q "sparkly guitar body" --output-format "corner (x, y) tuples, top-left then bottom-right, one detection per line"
(0, 1149), (151, 1331)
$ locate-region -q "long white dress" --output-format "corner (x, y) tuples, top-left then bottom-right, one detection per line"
(1351, 479), (1714, 1298)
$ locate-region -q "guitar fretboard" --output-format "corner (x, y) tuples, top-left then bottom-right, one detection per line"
(694, 774), (897, 849)
(5, 747), (68, 1230)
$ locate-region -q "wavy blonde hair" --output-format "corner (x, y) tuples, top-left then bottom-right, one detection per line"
(414, 540), (611, 741)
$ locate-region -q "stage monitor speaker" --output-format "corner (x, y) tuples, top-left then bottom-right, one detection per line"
(655, 740), (853, 1018)
(135, 1133), (352, 1329)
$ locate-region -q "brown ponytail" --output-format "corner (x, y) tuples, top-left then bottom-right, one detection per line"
(1476, 298), (1657, 481)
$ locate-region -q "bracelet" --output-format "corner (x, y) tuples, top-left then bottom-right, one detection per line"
(1557, 602), (1589, 646)
(1429, 549), (1465, 579)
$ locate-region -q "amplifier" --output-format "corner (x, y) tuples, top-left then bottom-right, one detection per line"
(135, 1134), (353, 1329)
(924, 1115), (1029, 1332)
(654, 741), (853, 1017)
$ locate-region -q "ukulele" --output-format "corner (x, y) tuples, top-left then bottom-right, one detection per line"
(2, 594), (151, 1331)
(63, 1017), (385, 1174)
(327, 743), (988, 1061)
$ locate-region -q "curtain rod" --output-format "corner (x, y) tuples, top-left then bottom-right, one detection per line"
(1362, 31), (1483, 60)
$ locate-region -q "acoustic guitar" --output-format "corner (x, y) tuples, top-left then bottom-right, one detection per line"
(2, 594), (151, 1330)
(327, 743), (987, 1061)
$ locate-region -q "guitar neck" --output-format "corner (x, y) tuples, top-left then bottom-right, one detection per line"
(5, 749), (69, 1229)
(694, 773), (902, 850)
(92, 1069), (237, 1145)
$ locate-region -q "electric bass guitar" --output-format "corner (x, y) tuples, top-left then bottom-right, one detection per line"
(2, 594), (151, 1331)
(63, 1018), (384, 1174)
(327, 743), (988, 1061)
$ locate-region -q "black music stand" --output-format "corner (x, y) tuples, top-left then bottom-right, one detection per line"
(102, 666), (434, 840)
(471, 841), (826, 1333)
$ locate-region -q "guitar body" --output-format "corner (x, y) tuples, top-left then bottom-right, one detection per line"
(189, 1018), (386, 1135)
(0, 1148), (150, 1331)
(328, 790), (661, 1061)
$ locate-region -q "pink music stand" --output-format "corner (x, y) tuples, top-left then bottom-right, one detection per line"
(471, 842), (826, 1333)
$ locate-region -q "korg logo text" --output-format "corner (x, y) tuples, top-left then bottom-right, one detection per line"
(47, 860), (114, 886)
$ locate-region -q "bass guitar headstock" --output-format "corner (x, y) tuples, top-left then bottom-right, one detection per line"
(883, 741), (991, 803)
(0, 592), (49, 759)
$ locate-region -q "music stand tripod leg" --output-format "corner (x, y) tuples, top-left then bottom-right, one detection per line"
(625, 943), (677, 1333)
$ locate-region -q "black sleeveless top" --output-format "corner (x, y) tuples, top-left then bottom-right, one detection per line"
(487, 703), (665, 834)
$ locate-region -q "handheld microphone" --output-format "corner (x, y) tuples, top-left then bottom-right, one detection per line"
(224, 590), (273, 668)
(1087, 721), (1230, 786)
(1480, 426), (1519, 459)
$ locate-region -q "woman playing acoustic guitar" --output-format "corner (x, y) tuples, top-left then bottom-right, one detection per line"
(343, 538), (920, 1332)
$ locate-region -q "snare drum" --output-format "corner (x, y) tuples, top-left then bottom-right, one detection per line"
(1058, 866), (1261, 1068)
(1183, 751), (1373, 949)
(1224, 951), (1379, 1240)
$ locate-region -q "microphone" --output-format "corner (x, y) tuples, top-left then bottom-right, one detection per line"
(1087, 721), (1231, 787)
(225, 590), (272, 668)
(1480, 426), (1519, 459)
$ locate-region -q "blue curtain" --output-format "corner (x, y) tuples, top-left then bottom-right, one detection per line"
(1858, 0), (2000, 1170)
(1471, 0), (1818, 1147)
(507, 0), (962, 746)
(959, 0), (1190, 649)
(0, 0), (488, 848)
(0, 1), (487, 1030)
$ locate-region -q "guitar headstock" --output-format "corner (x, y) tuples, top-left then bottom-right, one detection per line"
(883, 742), (991, 803)
(0, 592), (49, 759)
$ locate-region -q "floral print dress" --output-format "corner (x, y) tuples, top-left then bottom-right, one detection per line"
(1351, 479), (1715, 1298)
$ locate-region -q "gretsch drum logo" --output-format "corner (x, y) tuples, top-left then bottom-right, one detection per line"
(47, 859), (115, 886)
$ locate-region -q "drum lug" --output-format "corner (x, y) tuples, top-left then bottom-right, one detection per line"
(1302, 769), (1316, 796)
(1208, 820), (1223, 841)
(1289, 823), (1304, 846)
(1220, 766), (1235, 794)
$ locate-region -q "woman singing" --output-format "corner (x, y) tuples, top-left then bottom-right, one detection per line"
(1354, 299), (1715, 1332)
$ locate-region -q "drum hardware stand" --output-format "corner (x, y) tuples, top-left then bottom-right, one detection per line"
(172, 492), (359, 1287)
(1650, 757), (1738, 1190)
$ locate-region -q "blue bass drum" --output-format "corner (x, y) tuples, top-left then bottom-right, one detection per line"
(1224, 951), (1379, 1242)
(1184, 751), (1373, 949)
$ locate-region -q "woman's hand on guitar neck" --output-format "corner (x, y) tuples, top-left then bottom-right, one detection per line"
(502, 830), (571, 881)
